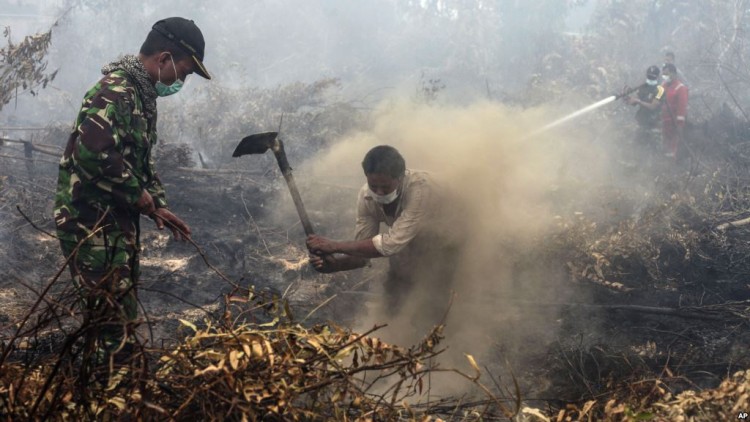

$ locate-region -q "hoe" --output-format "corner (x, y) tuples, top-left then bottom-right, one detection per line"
(232, 132), (314, 236)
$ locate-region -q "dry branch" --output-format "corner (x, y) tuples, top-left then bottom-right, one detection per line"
(547, 301), (733, 322)
(172, 166), (260, 175)
(0, 153), (59, 165)
(0, 137), (61, 156)
(716, 216), (750, 230)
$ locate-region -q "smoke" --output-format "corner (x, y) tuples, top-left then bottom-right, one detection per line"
(1, 0), (690, 393)
(285, 97), (623, 384)
(0, 1), (594, 126)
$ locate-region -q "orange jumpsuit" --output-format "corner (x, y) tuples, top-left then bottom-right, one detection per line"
(661, 79), (688, 157)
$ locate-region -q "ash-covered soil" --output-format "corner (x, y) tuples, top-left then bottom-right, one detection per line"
(0, 159), (368, 346)
(1, 152), (749, 409)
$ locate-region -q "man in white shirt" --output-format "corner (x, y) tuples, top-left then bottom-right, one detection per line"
(306, 145), (460, 324)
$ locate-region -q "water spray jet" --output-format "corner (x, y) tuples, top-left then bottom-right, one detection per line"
(520, 84), (644, 141)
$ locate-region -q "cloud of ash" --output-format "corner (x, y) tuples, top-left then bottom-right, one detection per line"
(272, 98), (622, 389)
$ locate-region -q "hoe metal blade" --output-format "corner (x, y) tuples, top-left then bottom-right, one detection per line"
(231, 131), (279, 157)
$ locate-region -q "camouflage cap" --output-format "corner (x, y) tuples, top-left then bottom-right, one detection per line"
(151, 17), (211, 80)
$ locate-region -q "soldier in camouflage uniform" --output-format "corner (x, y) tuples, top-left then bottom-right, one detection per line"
(53, 17), (210, 381)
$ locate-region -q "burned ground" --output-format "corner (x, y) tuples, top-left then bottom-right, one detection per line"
(1, 113), (749, 420)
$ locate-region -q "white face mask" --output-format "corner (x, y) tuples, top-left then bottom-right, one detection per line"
(662, 75), (672, 83)
(646, 79), (658, 86)
(369, 188), (399, 205)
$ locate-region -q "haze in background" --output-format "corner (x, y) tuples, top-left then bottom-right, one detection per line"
(0, 0), (592, 127)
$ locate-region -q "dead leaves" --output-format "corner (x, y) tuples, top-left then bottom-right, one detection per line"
(0, 27), (57, 110)
(554, 189), (712, 293)
(0, 291), (446, 420)
(544, 370), (750, 421)
(150, 301), (442, 420)
(465, 353), (481, 380)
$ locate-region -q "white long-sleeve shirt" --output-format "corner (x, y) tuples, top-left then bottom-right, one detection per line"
(353, 170), (439, 257)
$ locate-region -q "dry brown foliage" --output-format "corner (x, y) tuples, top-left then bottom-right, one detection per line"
(0, 294), (447, 420)
(0, 280), (522, 420)
(547, 369), (750, 421)
(0, 27), (57, 112)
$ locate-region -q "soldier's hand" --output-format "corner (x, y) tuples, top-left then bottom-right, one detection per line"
(150, 208), (191, 241)
(309, 253), (338, 273)
(136, 190), (156, 215)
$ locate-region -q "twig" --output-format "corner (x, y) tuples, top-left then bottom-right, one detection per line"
(0, 153), (59, 165)
(240, 190), (271, 256)
(493, 299), (731, 321)
(9, 273), (76, 320)
(139, 287), (218, 320)
(0, 126), (53, 131)
(0, 137), (61, 156)
(0, 212), (107, 368)
(302, 294), (338, 323)
(435, 367), (516, 419)
(172, 166), (269, 182)
(16, 205), (56, 238)
(14, 178), (56, 194)
(716, 215), (750, 230)
(159, 218), (239, 290)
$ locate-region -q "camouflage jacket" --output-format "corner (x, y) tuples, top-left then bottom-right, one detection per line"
(54, 70), (167, 234)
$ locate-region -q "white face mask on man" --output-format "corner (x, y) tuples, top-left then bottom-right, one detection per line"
(368, 188), (399, 205)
